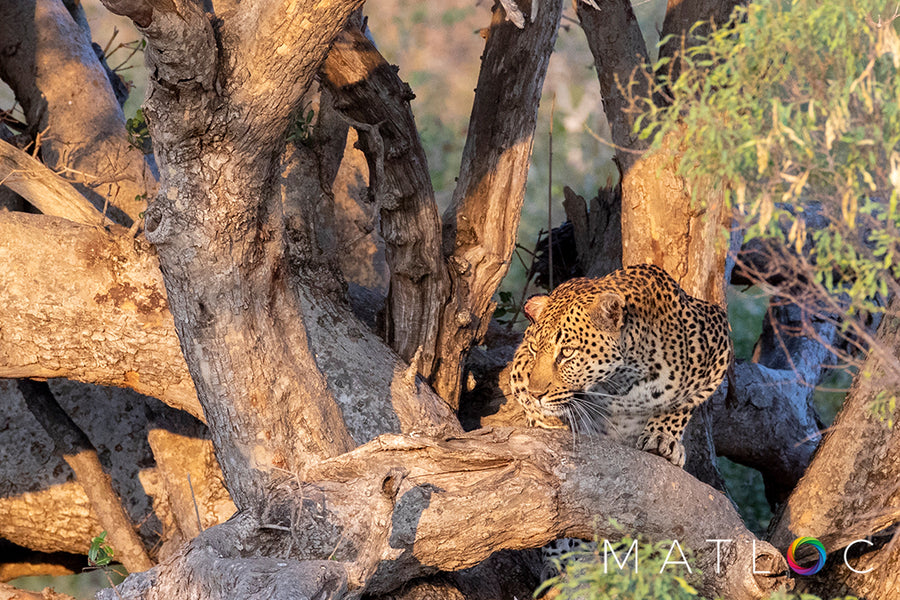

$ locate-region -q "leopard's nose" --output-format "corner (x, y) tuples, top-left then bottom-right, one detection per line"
(528, 380), (551, 399)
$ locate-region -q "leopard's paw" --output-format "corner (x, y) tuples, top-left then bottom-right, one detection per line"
(637, 430), (685, 467)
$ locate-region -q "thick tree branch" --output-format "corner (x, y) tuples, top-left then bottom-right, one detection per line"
(711, 361), (822, 505)
(0, 211), (202, 420)
(576, 0), (652, 161)
(658, 0), (746, 64)
(561, 184), (622, 278)
(623, 133), (734, 303)
(101, 0), (371, 509)
(103, 430), (789, 600)
(0, 0), (156, 223)
(434, 0), (563, 407)
(321, 27), (449, 378)
(279, 141), (460, 440)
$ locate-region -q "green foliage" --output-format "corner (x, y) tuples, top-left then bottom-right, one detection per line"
(287, 106), (316, 145)
(869, 388), (897, 426)
(537, 535), (701, 600)
(125, 109), (152, 154)
(88, 531), (114, 568)
(637, 0), (900, 313)
(492, 290), (519, 326)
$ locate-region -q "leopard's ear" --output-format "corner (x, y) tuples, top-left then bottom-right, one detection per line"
(524, 295), (549, 324)
(589, 292), (624, 332)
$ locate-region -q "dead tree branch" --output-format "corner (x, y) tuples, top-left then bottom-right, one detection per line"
(102, 430), (789, 600)
(0, 139), (113, 227)
(0, 211), (202, 420)
(321, 27), (448, 378)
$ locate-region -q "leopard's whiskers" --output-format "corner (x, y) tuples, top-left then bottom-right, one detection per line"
(571, 394), (620, 437)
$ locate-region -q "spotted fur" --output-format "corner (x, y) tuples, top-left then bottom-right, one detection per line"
(510, 263), (732, 467)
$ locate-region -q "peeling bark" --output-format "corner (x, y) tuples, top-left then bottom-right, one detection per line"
(620, 134), (733, 304)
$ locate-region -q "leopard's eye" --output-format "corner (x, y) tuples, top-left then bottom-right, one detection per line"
(527, 340), (539, 354)
(558, 346), (576, 360)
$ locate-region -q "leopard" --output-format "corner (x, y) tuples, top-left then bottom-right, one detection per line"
(508, 264), (733, 581)
(510, 263), (732, 467)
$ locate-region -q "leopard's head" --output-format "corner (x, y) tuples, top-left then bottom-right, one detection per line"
(509, 281), (626, 427)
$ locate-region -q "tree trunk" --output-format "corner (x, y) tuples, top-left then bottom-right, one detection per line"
(768, 297), (900, 598)
(0, 0), (817, 597)
(434, 0), (563, 408)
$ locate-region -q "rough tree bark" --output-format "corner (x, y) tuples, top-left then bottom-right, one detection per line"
(0, 211), (202, 420)
(768, 297), (900, 599)
(100, 430), (787, 600)
(577, 0), (735, 304)
(434, 0), (563, 408)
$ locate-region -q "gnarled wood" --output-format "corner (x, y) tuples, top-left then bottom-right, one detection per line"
(321, 28), (449, 378)
(101, 429), (789, 600)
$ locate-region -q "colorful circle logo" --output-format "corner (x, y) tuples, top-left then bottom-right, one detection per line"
(787, 537), (827, 575)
